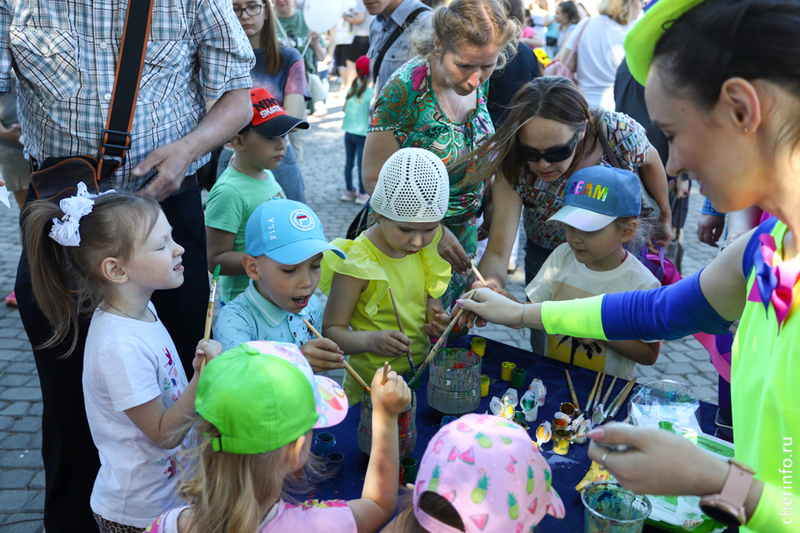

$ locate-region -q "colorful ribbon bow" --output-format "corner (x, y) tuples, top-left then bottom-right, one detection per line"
(746, 233), (800, 331)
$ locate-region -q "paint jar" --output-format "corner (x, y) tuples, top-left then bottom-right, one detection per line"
(326, 452), (344, 478)
(501, 361), (516, 381)
(400, 456), (419, 483)
(480, 374), (490, 397)
(471, 336), (486, 357)
(581, 481), (652, 533)
(560, 402), (578, 420)
(513, 410), (526, 425)
(552, 418), (569, 431)
(314, 432), (336, 456)
(358, 390), (417, 457)
(529, 378), (547, 406)
(441, 415), (458, 427)
(427, 348), (481, 415)
(399, 465), (405, 486)
(406, 370), (420, 391)
(553, 429), (571, 455)
(511, 367), (527, 388)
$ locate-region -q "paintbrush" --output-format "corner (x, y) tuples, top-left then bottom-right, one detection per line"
(564, 370), (580, 412)
(303, 318), (371, 395)
(381, 361), (390, 385)
(388, 288), (414, 373)
(200, 265), (221, 371)
(593, 375), (617, 423)
(591, 372), (606, 415)
(606, 377), (637, 423)
(584, 371), (601, 417)
(471, 261), (488, 287)
(408, 290), (476, 388)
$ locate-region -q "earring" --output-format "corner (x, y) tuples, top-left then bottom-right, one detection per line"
(743, 127), (749, 134)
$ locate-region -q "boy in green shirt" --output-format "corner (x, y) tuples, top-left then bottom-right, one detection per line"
(206, 88), (309, 303)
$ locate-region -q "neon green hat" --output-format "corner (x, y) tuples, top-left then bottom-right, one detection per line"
(196, 341), (349, 454)
(624, 0), (705, 85)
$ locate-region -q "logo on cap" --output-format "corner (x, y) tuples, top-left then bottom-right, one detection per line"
(290, 209), (315, 231)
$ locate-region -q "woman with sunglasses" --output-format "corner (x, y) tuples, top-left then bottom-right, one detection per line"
(459, 76), (671, 352)
(229, 0), (310, 201)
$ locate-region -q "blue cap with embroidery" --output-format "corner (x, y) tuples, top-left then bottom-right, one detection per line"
(245, 199), (345, 264)
(547, 166), (642, 231)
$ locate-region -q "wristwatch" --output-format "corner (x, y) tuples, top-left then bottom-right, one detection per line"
(699, 458), (755, 526)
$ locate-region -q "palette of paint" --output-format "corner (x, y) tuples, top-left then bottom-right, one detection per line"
(427, 348), (481, 415)
(358, 390), (417, 457)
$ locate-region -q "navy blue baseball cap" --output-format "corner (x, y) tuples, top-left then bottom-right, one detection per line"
(547, 166), (642, 231)
(245, 199), (345, 264)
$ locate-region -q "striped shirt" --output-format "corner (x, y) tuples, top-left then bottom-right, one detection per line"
(0, 0), (255, 192)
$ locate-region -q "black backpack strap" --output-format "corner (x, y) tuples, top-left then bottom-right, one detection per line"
(372, 7), (429, 83)
(101, 0), (154, 161)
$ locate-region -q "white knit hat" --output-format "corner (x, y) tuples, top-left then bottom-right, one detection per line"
(371, 148), (450, 223)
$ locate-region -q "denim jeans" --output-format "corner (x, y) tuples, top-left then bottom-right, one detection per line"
(344, 132), (366, 194)
(524, 239), (556, 355)
(271, 143), (305, 202)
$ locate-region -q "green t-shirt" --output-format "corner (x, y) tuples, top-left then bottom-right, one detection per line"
(205, 165), (285, 303)
(277, 11), (316, 74)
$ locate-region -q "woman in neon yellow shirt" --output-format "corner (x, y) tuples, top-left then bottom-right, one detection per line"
(454, 0), (800, 531)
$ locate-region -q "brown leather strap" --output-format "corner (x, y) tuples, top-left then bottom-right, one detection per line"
(597, 122), (622, 169)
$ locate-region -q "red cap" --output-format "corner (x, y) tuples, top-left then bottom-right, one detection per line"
(355, 55), (370, 77)
(246, 88), (308, 137)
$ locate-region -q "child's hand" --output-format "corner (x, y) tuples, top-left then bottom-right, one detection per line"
(424, 300), (449, 337)
(300, 337), (345, 373)
(370, 363), (412, 418)
(369, 330), (412, 357)
(194, 339), (223, 372)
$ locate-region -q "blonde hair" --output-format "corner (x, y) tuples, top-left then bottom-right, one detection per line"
(597, 0), (639, 25)
(176, 418), (326, 533)
(22, 193), (161, 355)
(413, 0), (521, 70)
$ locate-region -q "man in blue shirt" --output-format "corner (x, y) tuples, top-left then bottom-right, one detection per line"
(365, 0), (433, 97)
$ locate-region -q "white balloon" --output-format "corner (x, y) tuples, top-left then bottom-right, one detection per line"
(304, 0), (342, 34)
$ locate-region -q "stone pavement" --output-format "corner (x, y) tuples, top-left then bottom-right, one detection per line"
(0, 89), (724, 531)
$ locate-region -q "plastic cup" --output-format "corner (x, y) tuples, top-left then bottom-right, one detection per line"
(314, 432), (336, 456)
(501, 361), (516, 381)
(326, 452), (344, 478)
(581, 481), (652, 533)
(400, 456), (418, 483)
(471, 336), (486, 357)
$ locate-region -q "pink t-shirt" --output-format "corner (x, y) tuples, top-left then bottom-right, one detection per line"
(146, 500), (357, 533)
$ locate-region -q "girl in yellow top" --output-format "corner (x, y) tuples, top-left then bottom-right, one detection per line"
(321, 148), (452, 405)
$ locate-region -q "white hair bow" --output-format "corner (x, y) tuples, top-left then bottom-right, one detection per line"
(48, 182), (115, 247)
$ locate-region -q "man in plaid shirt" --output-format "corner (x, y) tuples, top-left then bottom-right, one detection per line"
(0, 1), (255, 532)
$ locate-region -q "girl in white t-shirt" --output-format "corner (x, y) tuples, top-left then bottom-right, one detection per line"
(24, 184), (222, 532)
(496, 166), (660, 379)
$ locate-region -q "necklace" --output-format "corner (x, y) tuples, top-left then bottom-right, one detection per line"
(106, 302), (148, 321)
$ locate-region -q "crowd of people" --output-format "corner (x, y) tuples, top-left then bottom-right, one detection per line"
(0, 0), (797, 532)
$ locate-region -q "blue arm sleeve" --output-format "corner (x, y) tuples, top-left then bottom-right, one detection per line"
(600, 270), (732, 341)
(701, 197), (725, 217)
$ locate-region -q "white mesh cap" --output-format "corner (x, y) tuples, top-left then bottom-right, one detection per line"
(371, 148), (450, 223)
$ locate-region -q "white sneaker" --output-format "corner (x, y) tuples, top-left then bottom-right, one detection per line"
(341, 190), (357, 202)
(355, 193), (370, 205)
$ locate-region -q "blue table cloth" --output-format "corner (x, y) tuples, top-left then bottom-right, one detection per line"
(307, 336), (720, 532)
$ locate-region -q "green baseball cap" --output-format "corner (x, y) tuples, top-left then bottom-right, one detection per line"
(624, 0), (705, 85)
(196, 341), (349, 454)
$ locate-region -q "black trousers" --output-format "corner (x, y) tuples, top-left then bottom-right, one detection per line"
(15, 183), (208, 533)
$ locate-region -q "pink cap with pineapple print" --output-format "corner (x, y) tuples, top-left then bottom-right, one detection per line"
(413, 413), (565, 533)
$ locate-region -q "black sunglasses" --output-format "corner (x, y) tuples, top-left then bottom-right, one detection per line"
(514, 127), (583, 163)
